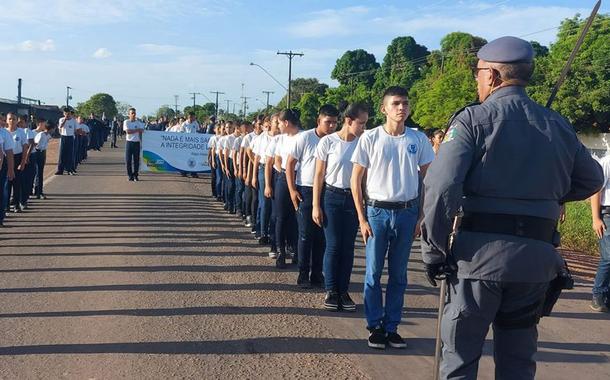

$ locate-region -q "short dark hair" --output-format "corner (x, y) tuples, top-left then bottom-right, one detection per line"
(188, 112), (196, 117)
(491, 62), (535, 84)
(128, 107), (136, 113)
(36, 117), (47, 123)
(62, 106), (71, 113)
(279, 108), (300, 126)
(343, 102), (369, 120)
(382, 86), (408, 100)
(318, 104), (339, 118)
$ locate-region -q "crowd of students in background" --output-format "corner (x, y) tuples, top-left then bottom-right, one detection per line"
(206, 86), (437, 349)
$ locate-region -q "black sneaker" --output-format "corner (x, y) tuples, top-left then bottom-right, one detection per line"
(591, 295), (608, 312)
(297, 272), (311, 289)
(276, 255), (287, 269)
(54, 171), (63, 175)
(339, 293), (356, 312)
(387, 332), (407, 349)
(324, 292), (339, 311)
(367, 327), (387, 349)
(128, 177), (134, 181)
(310, 273), (325, 288)
(258, 236), (270, 245)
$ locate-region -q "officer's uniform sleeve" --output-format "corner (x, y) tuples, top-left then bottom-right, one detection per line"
(560, 143), (604, 203)
(421, 117), (477, 264)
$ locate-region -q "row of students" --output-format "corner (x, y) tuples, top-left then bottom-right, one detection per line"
(0, 113), (55, 226)
(207, 86), (434, 349)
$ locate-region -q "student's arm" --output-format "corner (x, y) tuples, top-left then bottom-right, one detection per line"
(224, 148), (231, 176)
(264, 156), (274, 198)
(312, 159), (326, 227)
(592, 190), (605, 239)
(6, 150), (15, 180)
(23, 137), (35, 164)
(239, 147), (246, 180)
(251, 155), (261, 189)
(351, 163), (372, 244)
(17, 143), (28, 171)
(232, 149), (239, 176)
(286, 155), (301, 211)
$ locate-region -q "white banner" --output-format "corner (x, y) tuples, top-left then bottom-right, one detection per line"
(140, 131), (212, 173)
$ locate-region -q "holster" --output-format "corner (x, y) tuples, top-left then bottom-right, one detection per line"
(541, 259), (574, 317)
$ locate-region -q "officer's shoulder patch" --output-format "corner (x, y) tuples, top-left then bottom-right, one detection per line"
(443, 125), (458, 144)
(442, 102), (480, 144)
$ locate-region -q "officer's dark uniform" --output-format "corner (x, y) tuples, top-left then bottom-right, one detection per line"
(421, 37), (604, 379)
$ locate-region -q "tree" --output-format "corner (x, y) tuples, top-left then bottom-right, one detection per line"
(296, 92), (322, 130)
(529, 14), (610, 132)
(156, 105), (176, 119)
(277, 78), (329, 109)
(331, 49), (380, 87)
(115, 101), (132, 117)
(530, 41), (549, 58)
(183, 102), (216, 122)
(409, 32), (485, 129)
(76, 93), (118, 118)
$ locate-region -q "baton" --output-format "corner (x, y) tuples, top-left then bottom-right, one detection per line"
(432, 278), (447, 380)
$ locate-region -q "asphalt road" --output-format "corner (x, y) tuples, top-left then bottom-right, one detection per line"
(0, 146), (608, 379)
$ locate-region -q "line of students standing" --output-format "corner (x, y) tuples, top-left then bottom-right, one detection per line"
(207, 85), (435, 350)
(0, 113), (55, 226)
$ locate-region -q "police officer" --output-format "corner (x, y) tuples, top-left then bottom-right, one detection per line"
(421, 37), (604, 379)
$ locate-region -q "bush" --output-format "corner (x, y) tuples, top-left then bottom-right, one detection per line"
(559, 200), (599, 255)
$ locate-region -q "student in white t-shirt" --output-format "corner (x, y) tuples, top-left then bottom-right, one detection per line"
(591, 154), (610, 312)
(272, 109), (301, 268)
(123, 107), (145, 181)
(55, 106), (79, 175)
(18, 115), (37, 209)
(286, 105), (339, 287)
(32, 119), (54, 199)
(239, 122), (255, 226)
(351, 86), (435, 350)
(312, 102), (368, 312)
(245, 118), (264, 234)
(0, 116), (16, 224)
(208, 129), (219, 198)
(232, 122), (247, 219)
(5, 112), (28, 212)
(222, 121), (238, 213)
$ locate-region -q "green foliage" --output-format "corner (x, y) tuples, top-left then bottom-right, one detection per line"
(440, 32), (487, 54)
(156, 106), (176, 119)
(559, 200), (599, 255)
(277, 78), (329, 109)
(184, 102), (216, 122)
(331, 49), (380, 87)
(115, 101), (132, 117)
(529, 14), (610, 132)
(76, 93), (118, 119)
(530, 41), (549, 57)
(296, 92), (321, 130)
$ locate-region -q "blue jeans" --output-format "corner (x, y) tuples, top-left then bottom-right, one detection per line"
(274, 172), (298, 256)
(235, 178), (244, 215)
(593, 214), (610, 296)
(214, 155), (223, 199)
(258, 167), (272, 238)
(322, 189), (358, 293)
(297, 186), (325, 275)
(226, 158), (236, 212)
(364, 204), (419, 333)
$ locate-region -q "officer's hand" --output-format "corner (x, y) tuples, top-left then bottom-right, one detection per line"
(290, 190), (302, 211)
(264, 186), (273, 199)
(424, 262), (456, 287)
(559, 204), (566, 224)
(593, 217), (606, 239)
(359, 219), (373, 244)
(312, 206), (323, 227)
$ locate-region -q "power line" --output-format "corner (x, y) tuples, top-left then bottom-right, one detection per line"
(277, 50), (304, 108)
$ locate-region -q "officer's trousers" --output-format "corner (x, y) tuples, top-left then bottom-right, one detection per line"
(441, 277), (547, 380)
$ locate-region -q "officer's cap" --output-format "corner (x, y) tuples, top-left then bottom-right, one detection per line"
(477, 36), (534, 63)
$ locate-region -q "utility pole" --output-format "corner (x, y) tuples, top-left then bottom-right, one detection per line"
(190, 92), (201, 108)
(232, 103), (236, 114)
(277, 50), (303, 109)
(174, 95), (179, 115)
(66, 86), (72, 107)
(17, 78), (22, 104)
(240, 96), (251, 117)
(262, 90), (274, 111)
(210, 91), (224, 118)
(226, 99), (231, 114)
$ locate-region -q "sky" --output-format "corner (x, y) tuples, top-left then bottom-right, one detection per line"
(0, 0), (607, 116)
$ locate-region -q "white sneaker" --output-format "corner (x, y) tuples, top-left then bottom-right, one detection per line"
(268, 250), (278, 259)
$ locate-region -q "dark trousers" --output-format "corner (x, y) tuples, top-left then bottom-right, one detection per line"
(274, 173), (298, 257)
(258, 167), (273, 238)
(125, 141), (140, 178)
(6, 153), (23, 208)
(57, 135), (75, 173)
(34, 150), (47, 196)
(235, 178), (244, 215)
(210, 159), (217, 197)
(226, 159), (236, 212)
(0, 160), (7, 221)
(244, 185), (252, 217)
(297, 185), (325, 275)
(322, 189), (358, 293)
(214, 156), (223, 199)
(111, 131), (118, 147)
(22, 151), (37, 203)
(73, 136), (80, 169)
(251, 182), (259, 234)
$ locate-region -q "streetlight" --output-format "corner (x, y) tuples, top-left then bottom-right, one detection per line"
(249, 62), (288, 91)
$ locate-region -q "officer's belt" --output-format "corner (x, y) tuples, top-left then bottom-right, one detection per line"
(460, 213), (556, 244)
(325, 184), (351, 195)
(366, 199), (417, 210)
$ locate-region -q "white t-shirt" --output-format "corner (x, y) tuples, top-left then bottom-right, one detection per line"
(0, 128), (15, 155)
(599, 155), (610, 206)
(254, 132), (274, 160)
(25, 128), (37, 141)
(123, 120), (144, 142)
(351, 126), (434, 202)
(59, 117), (79, 137)
(266, 135), (279, 166)
(208, 135), (217, 151)
(225, 135), (236, 157)
(315, 133), (359, 189)
(241, 132), (255, 149)
(9, 128), (27, 155)
(216, 135), (227, 155)
(290, 129), (323, 187)
(249, 132), (264, 158)
(34, 131), (51, 151)
(275, 132), (300, 170)
(233, 135), (243, 161)
(182, 121), (199, 134)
